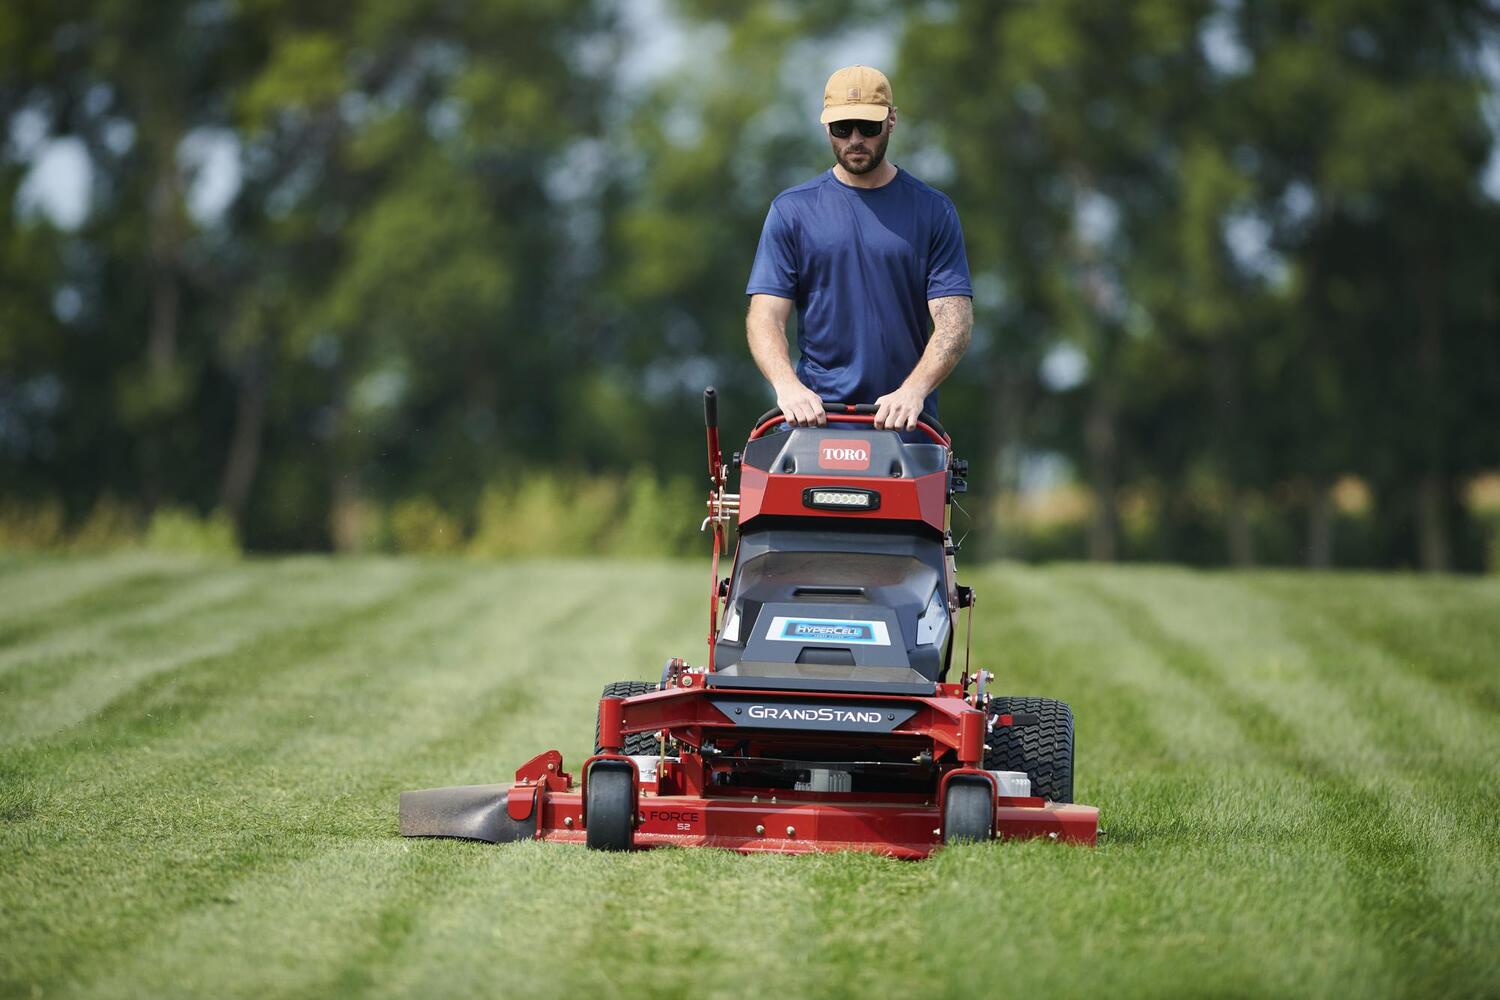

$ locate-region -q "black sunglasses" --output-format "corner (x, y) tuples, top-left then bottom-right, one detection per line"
(828, 119), (884, 139)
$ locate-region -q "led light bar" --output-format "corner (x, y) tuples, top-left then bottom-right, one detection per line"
(803, 487), (881, 511)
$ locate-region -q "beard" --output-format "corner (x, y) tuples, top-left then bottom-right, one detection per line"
(833, 128), (890, 175)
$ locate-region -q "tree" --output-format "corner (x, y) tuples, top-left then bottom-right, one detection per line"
(1236, 0), (1500, 569)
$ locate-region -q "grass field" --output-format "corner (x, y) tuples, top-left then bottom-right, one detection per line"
(1, 554), (1497, 999)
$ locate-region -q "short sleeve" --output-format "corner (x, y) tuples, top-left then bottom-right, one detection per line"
(746, 201), (798, 298)
(926, 199), (972, 300)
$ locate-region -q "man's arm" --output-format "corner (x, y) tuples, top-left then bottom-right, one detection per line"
(746, 293), (826, 426)
(873, 295), (974, 431)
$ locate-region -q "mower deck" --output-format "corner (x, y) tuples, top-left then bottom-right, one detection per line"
(400, 751), (1099, 857)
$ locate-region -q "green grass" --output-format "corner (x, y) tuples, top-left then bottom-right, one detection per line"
(1, 554), (1497, 999)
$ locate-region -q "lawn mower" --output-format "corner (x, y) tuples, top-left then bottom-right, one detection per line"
(400, 389), (1098, 856)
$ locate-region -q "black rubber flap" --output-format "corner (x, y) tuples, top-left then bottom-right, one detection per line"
(398, 784), (536, 843)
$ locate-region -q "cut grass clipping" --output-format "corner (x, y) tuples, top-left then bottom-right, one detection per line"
(1, 554), (1497, 998)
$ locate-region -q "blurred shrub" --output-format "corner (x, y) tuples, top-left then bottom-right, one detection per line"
(988, 486), (1091, 562)
(0, 497), (66, 550)
(0, 473), (707, 559)
(389, 497), (462, 554)
(611, 469), (703, 556)
(1467, 474), (1500, 574)
(468, 470), (703, 559)
(69, 496), (142, 552)
(330, 497), (391, 554)
(572, 476), (628, 555)
(145, 507), (241, 556)
(987, 482), (1380, 567)
(469, 475), (579, 557)
(14, 470), (1489, 568)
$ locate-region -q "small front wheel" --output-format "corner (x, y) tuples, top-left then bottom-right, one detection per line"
(585, 766), (635, 852)
(942, 778), (993, 845)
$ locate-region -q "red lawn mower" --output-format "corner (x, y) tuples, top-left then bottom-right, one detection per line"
(400, 389), (1098, 856)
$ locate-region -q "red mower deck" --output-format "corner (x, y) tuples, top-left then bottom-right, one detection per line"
(398, 749), (1097, 858)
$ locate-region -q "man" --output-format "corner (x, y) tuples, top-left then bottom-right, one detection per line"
(745, 65), (974, 431)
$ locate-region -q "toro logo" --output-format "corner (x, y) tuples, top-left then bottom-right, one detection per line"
(818, 439), (870, 471)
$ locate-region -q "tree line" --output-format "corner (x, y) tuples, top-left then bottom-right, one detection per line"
(2, 0), (1497, 569)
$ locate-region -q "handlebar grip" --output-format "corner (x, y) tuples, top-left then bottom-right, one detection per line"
(704, 387), (718, 428)
(752, 403), (950, 440)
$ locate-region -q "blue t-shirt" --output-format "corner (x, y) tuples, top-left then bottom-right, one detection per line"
(746, 167), (972, 415)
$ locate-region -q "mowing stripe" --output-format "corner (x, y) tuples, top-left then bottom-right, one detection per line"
(1067, 570), (1497, 995)
(974, 565), (1252, 768)
(1246, 573), (1500, 714)
(0, 559), (454, 991)
(44, 563), (693, 997)
(0, 560), (360, 741)
(0, 554), (209, 629)
(0, 560), (234, 658)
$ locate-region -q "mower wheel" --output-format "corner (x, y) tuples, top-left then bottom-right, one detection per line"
(943, 777), (993, 845)
(585, 764), (635, 852)
(985, 696), (1074, 803)
(594, 681), (659, 756)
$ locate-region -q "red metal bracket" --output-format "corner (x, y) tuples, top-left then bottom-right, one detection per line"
(597, 697), (624, 753)
(957, 708), (985, 766)
(514, 749), (571, 791)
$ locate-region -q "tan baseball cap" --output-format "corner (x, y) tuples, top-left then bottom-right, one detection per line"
(819, 65), (895, 124)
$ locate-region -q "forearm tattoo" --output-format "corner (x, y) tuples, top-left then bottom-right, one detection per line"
(928, 296), (973, 371)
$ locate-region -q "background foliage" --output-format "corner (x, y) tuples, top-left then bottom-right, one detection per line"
(2, 0), (1498, 568)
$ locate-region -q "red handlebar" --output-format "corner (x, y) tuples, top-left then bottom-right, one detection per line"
(749, 411), (950, 446)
